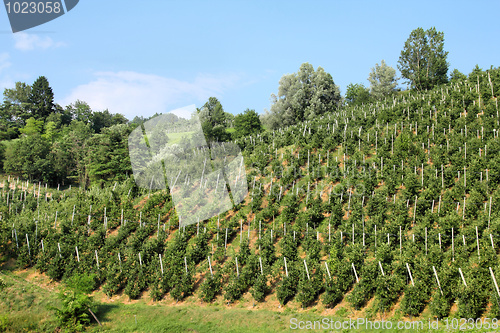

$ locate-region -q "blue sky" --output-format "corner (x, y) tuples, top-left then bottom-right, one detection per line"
(1, 0), (499, 120)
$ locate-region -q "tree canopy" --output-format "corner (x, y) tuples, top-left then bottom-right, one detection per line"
(368, 60), (398, 99)
(198, 97), (230, 143)
(398, 27), (449, 91)
(345, 83), (370, 106)
(233, 109), (263, 138)
(264, 63), (341, 130)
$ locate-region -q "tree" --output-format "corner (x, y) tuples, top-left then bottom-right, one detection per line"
(28, 76), (55, 120)
(92, 109), (128, 133)
(398, 27), (449, 91)
(87, 124), (132, 185)
(18, 117), (43, 136)
(66, 100), (92, 124)
(2, 81), (31, 126)
(198, 97), (229, 142)
(4, 133), (52, 182)
(233, 109), (263, 138)
(265, 63), (341, 129)
(345, 83), (370, 106)
(368, 60), (398, 99)
(449, 69), (467, 83)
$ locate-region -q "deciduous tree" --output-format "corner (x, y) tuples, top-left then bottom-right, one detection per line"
(398, 27), (449, 90)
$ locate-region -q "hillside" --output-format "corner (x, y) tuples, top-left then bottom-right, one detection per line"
(2, 66), (500, 330)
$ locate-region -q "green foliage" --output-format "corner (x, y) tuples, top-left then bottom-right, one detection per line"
(276, 274), (297, 306)
(65, 273), (98, 294)
(400, 281), (429, 317)
(345, 83), (370, 106)
(398, 27), (449, 90)
(251, 274), (268, 302)
(264, 63), (341, 129)
(429, 290), (450, 319)
(198, 97), (230, 143)
(52, 289), (95, 332)
(19, 117), (43, 135)
(233, 109), (263, 139)
(28, 76), (55, 121)
(199, 273), (222, 303)
(368, 60), (398, 99)
(4, 133), (52, 182)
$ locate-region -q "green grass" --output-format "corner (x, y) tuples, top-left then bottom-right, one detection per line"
(0, 266), (489, 332)
(0, 270), (60, 332)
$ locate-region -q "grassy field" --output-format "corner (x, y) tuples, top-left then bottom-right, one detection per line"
(0, 263), (487, 333)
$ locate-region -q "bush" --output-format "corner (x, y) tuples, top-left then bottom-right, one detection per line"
(322, 281), (343, 308)
(457, 285), (487, 319)
(52, 289), (95, 332)
(199, 273), (221, 303)
(276, 275), (297, 306)
(429, 291), (450, 319)
(400, 281), (429, 317)
(251, 274), (268, 302)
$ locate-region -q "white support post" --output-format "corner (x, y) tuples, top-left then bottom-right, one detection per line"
(159, 254), (164, 274)
(325, 262), (331, 279)
(433, 266), (443, 295)
(303, 259), (310, 280)
(378, 261), (385, 276)
(235, 257), (240, 277)
(283, 257), (289, 277)
(406, 263), (415, 286)
(208, 256), (213, 277)
(352, 263), (359, 282)
(490, 267), (500, 298)
(476, 226), (480, 258)
(459, 268), (467, 287)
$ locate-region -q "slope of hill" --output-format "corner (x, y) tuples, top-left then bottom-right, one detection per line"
(1, 66), (500, 330)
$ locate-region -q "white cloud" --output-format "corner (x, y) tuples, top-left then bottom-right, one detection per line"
(0, 53), (14, 92)
(13, 32), (65, 51)
(169, 104), (197, 120)
(59, 71), (240, 120)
